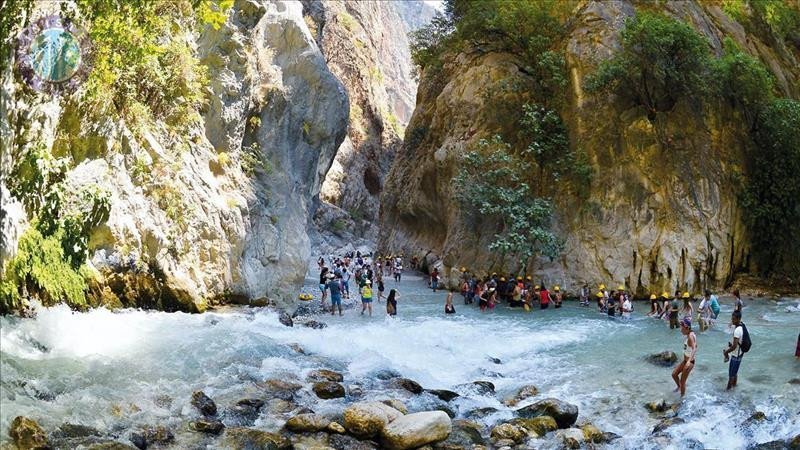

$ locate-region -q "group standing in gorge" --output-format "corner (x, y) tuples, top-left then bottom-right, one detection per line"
(315, 252), (404, 317)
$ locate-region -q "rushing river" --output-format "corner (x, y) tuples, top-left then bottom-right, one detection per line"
(1, 272), (798, 449)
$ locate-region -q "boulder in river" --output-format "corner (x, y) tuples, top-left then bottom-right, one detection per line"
(343, 401), (404, 439)
(302, 320), (327, 329)
(191, 419), (225, 435)
(472, 381), (495, 395)
(488, 356), (502, 364)
(425, 389), (459, 402)
(307, 369), (344, 383)
(312, 381), (345, 399)
(504, 384), (539, 406)
(261, 379), (302, 401)
(84, 441), (139, 449)
(742, 411), (767, 427)
(374, 369), (401, 380)
(285, 413), (331, 433)
(392, 378), (423, 394)
(191, 390), (217, 416)
(329, 434), (379, 450)
(465, 407), (498, 420)
(8, 416), (49, 450)
(443, 419), (485, 447)
(646, 351), (678, 367)
(652, 417), (685, 434)
(53, 423), (102, 438)
(381, 399), (408, 414)
(327, 422), (346, 434)
(380, 411), (452, 450)
(557, 428), (585, 449)
(490, 423), (527, 444)
(129, 425), (174, 449)
(581, 422), (606, 443)
(279, 312), (293, 327)
(511, 416), (557, 436)
(223, 427), (291, 450)
(515, 398), (579, 429)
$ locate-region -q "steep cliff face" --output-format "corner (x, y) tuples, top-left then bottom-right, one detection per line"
(0, 0), (347, 312)
(301, 0), (433, 251)
(380, 0), (800, 295)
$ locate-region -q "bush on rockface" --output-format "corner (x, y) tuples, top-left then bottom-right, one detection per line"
(712, 38), (776, 127)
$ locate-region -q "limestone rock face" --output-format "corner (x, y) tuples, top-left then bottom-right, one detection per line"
(379, 0), (800, 295)
(302, 0), (432, 251)
(1, 0), (347, 312)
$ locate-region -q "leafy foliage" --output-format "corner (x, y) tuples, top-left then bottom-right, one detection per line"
(196, 0), (233, 30)
(744, 99), (800, 275)
(585, 12), (711, 114)
(453, 136), (562, 269)
(712, 38), (775, 126)
(0, 0), (33, 63)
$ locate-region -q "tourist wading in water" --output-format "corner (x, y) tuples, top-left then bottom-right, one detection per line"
(445, 290), (456, 314)
(673, 317), (697, 397)
(360, 279), (374, 316)
(386, 288), (398, 317)
(724, 310), (750, 390)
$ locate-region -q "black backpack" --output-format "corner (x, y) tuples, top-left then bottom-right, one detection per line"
(740, 323), (752, 353)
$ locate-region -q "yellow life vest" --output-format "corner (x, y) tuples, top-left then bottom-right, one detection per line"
(361, 286), (373, 298)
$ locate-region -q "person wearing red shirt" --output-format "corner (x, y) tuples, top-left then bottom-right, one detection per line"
(539, 284), (551, 310)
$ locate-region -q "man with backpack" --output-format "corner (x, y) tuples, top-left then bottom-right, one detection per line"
(723, 310), (751, 390)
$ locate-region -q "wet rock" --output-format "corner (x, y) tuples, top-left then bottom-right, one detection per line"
(652, 417), (685, 434)
(191, 419), (225, 435)
(603, 431), (622, 442)
(515, 398), (579, 429)
(9, 416), (49, 450)
(426, 389), (460, 402)
(223, 427), (291, 450)
(511, 416), (557, 436)
(750, 440), (789, 450)
(327, 422), (345, 434)
(488, 356), (502, 364)
(434, 404), (457, 419)
(381, 399), (408, 414)
(791, 434), (800, 448)
(153, 394), (172, 409)
(503, 384), (539, 406)
(788, 378), (800, 385)
(237, 398), (266, 409)
(329, 434), (379, 450)
(129, 425), (174, 449)
(279, 312), (293, 327)
(581, 423), (605, 443)
(744, 411), (767, 426)
(392, 378), (423, 394)
(285, 413), (331, 432)
(289, 343), (306, 354)
(226, 398), (266, 426)
(465, 407), (498, 420)
(86, 442), (139, 450)
(348, 384), (364, 398)
(490, 423), (527, 444)
(261, 379), (302, 401)
(307, 369), (344, 383)
(312, 381), (346, 399)
(646, 351), (678, 367)
(343, 401), (404, 439)
(380, 411), (452, 450)
(302, 320), (327, 329)
(267, 399), (296, 414)
(644, 399), (669, 413)
(53, 423), (102, 438)
(375, 369), (402, 380)
(443, 419), (485, 447)
(191, 390), (217, 416)
(493, 438), (516, 448)
(472, 381), (495, 395)
(557, 428), (584, 449)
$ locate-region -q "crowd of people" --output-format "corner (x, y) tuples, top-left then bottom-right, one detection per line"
(312, 256), (781, 397)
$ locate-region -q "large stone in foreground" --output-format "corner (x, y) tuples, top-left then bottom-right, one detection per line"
(380, 411), (452, 450)
(312, 381), (345, 399)
(285, 413), (331, 433)
(516, 398), (579, 429)
(646, 351), (678, 367)
(9, 416), (49, 450)
(343, 401), (404, 439)
(223, 427), (291, 450)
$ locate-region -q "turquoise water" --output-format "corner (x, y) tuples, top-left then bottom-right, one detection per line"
(1, 272), (798, 449)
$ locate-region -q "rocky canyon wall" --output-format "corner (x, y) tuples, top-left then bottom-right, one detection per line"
(380, 0), (800, 296)
(1, 0), (347, 312)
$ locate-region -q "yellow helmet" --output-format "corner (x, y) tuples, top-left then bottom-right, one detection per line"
(617, 285), (625, 290)
(535, 285), (540, 290)
(554, 286), (560, 291)
(517, 276), (523, 281)
(599, 284), (606, 290)
(460, 266), (466, 272)
(526, 275), (532, 281)
(596, 292), (604, 298)
(650, 294), (657, 300)
(500, 277), (506, 282)
(682, 292), (690, 299)
(661, 292), (670, 299)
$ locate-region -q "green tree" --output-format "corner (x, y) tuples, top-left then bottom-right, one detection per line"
(453, 136), (562, 270)
(712, 37), (775, 127)
(585, 12), (711, 116)
(745, 98), (800, 275)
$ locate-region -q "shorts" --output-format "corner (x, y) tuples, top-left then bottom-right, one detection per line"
(362, 297), (373, 304)
(728, 355), (742, 378)
(319, 283), (326, 293)
(331, 295), (341, 306)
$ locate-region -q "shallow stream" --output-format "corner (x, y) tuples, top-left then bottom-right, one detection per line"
(1, 272), (798, 449)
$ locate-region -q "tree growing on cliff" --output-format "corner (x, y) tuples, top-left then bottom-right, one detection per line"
(453, 136), (562, 270)
(712, 37), (775, 128)
(585, 11), (711, 116)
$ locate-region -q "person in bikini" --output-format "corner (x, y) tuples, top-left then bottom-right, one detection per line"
(672, 317), (697, 397)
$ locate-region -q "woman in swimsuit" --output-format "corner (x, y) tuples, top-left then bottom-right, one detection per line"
(672, 317), (697, 397)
